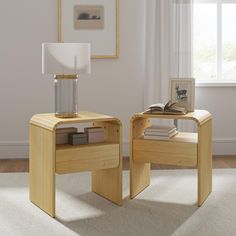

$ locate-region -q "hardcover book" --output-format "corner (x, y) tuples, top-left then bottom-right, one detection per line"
(144, 101), (187, 115)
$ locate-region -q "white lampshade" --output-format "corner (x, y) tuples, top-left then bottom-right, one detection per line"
(42, 43), (91, 75)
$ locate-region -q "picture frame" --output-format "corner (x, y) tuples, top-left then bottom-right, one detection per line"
(58, 0), (119, 59)
(169, 78), (195, 112)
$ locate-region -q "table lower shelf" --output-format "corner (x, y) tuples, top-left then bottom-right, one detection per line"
(133, 132), (198, 167)
(56, 142), (120, 174)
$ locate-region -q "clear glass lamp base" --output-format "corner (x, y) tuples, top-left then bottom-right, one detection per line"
(54, 76), (78, 118)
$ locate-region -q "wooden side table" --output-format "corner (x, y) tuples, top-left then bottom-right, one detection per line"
(29, 112), (122, 217)
(130, 110), (212, 206)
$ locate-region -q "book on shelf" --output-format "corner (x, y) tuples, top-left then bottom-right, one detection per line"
(144, 125), (176, 134)
(144, 129), (178, 137)
(143, 101), (187, 115)
(143, 125), (178, 140)
(144, 130), (178, 140)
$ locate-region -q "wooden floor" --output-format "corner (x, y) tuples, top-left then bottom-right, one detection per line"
(0, 156), (236, 173)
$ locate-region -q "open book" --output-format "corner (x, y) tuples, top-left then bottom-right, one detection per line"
(144, 101), (187, 115)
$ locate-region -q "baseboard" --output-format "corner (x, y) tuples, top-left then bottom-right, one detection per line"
(123, 139), (129, 157)
(0, 141), (29, 159)
(0, 138), (235, 159)
(213, 138), (236, 155)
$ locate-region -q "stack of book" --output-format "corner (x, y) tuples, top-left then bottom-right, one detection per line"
(144, 125), (178, 140)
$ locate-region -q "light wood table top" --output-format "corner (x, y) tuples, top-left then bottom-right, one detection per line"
(132, 109), (212, 126)
(30, 111), (121, 131)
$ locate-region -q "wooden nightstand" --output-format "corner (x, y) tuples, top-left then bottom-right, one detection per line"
(130, 110), (212, 206)
(29, 112), (122, 217)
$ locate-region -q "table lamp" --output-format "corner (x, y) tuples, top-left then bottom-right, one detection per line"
(42, 43), (91, 118)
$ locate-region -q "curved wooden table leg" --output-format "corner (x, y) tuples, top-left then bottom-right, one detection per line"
(92, 120), (122, 205)
(130, 117), (150, 198)
(29, 124), (56, 217)
(197, 119), (212, 206)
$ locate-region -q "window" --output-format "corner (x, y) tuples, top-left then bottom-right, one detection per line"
(194, 0), (236, 82)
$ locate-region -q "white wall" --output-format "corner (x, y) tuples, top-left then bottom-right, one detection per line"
(0, 0), (146, 158)
(196, 87), (236, 155)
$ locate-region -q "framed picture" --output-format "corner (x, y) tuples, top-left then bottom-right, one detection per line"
(169, 78), (195, 112)
(58, 0), (119, 59)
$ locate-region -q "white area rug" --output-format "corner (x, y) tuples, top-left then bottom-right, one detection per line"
(0, 169), (236, 236)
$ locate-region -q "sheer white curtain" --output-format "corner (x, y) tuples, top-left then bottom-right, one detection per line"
(144, 0), (193, 106)
(144, 0), (194, 129)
